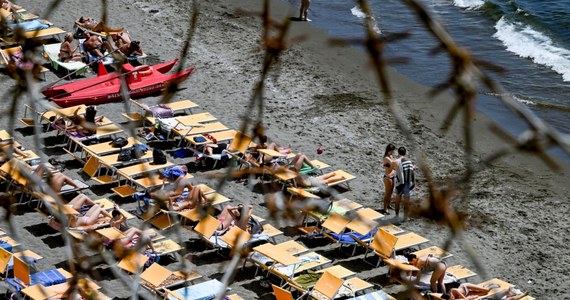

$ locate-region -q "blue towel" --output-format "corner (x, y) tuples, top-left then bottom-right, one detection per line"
(162, 166), (186, 179)
(172, 147), (192, 158)
(329, 228), (376, 244)
(6, 269), (66, 291)
(9, 20), (49, 31)
(0, 240), (13, 252)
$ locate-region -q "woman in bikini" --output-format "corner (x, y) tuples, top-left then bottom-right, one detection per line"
(76, 16), (124, 33)
(58, 33), (82, 62)
(381, 143), (396, 214)
(442, 282), (502, 299)
(216, 204), (253, 234)
(406, 253), (448, 294)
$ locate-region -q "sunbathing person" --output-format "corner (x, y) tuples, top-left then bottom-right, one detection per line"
(257, 135), (292, 163)
(83, 32), (111, 59)
(115, 227), (157, 250)
(59, 33), (82, 62)
(52, 106), (102, 137)
(76, 16), (124, 33)
(289, 153), (316, 171)
(216, 204), (254, 232)
(440, 282), (502, 299)
(68, 203), (113, 228)
(117, 39), (143, 58)
(0, 140), (31, 165)
(406, 254), (447, 293)
(72, 105), (103, 136)
(108, 227), (158, 256)
(150, 177), (208, 211)
(110, 208), (127, 229)
(33, 163), (80, 193)
(295, 171), (345, 188)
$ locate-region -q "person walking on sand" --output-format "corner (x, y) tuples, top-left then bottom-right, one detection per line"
(299, 0), (311, 21)
(381, 143), (396, 215)
(394, 146), (415, 220)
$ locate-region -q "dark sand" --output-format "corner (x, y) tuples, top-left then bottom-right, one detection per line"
(1, 0), (569, 298)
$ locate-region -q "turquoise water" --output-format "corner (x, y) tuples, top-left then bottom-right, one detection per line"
(284, 0), (570, 142)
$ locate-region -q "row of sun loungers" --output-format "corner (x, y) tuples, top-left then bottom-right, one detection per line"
(2, 96), (535, 300)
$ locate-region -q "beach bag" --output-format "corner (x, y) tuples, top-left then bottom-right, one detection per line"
(152, 149), (167, 165)
(131, 143), (148, 159)
(111, 137), (128, 148)
(118, 149), (132, 162)
(150, 104), (173, 118)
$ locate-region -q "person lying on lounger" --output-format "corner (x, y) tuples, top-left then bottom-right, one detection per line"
(32, 163), (80, 194)
(150, 177), (209, 211)
(83, 31), (112, 59)
(440, 282), (501, 300)
(295, 172), (345, 188)
(52, 106), (103, 137)
(250, 135), (292, 164)
(111, 227), (157, 252)
(67, 199), (113, 228)
(0, 140), (31, 165)
(76, 16), (124, 33)
(216, 204), (254, 234)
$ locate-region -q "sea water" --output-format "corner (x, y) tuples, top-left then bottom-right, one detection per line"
(283, 0), (570, 159)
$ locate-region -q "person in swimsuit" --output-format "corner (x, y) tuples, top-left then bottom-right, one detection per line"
(83, 32), (110, 59)
(0, 140), (31, 165)
(406, 254), (447, 293)
(150, 177), (208, 211)
(381, 143), (396, 214)
(76, 16), (124, 33)
(32, 163), (80, 194)
(216, 204), (253, 234)
(58, 33), (82, 62)
(68, 203), (113, 227)
(441, 282), (502, 299)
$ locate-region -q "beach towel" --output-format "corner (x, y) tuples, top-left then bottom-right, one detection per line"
(172, 147), (192, 158)
(0, 240), (13, 252)
(6, 268), (67, 291)
(8, 19), (49, 31)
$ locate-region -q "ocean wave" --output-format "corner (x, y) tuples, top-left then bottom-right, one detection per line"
(488, 92), (570, 112)
(493, 16), (570, 82)
(453, 0), (485, 10)
(350, 6), (381, 34)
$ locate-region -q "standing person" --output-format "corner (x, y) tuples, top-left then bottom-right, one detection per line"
(394, 146), (415, 219)
(381, 143), (396, 214)
(299, 0), (311, 21)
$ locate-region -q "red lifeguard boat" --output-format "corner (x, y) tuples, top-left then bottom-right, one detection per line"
(42, 59), (195, 107)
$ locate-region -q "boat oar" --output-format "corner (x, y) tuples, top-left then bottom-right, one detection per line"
(41, 47), (123, 92)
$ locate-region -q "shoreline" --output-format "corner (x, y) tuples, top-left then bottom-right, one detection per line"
(1, 0), (569, 298)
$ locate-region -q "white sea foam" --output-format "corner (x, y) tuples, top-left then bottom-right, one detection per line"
(494, 16), (570, 82)
(350, 6), (381, 34)
(453, 0), (485, 9)
(512, 94), (536, 106)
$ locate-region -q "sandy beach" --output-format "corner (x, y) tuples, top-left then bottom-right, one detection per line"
(1, 0), (569, 298)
